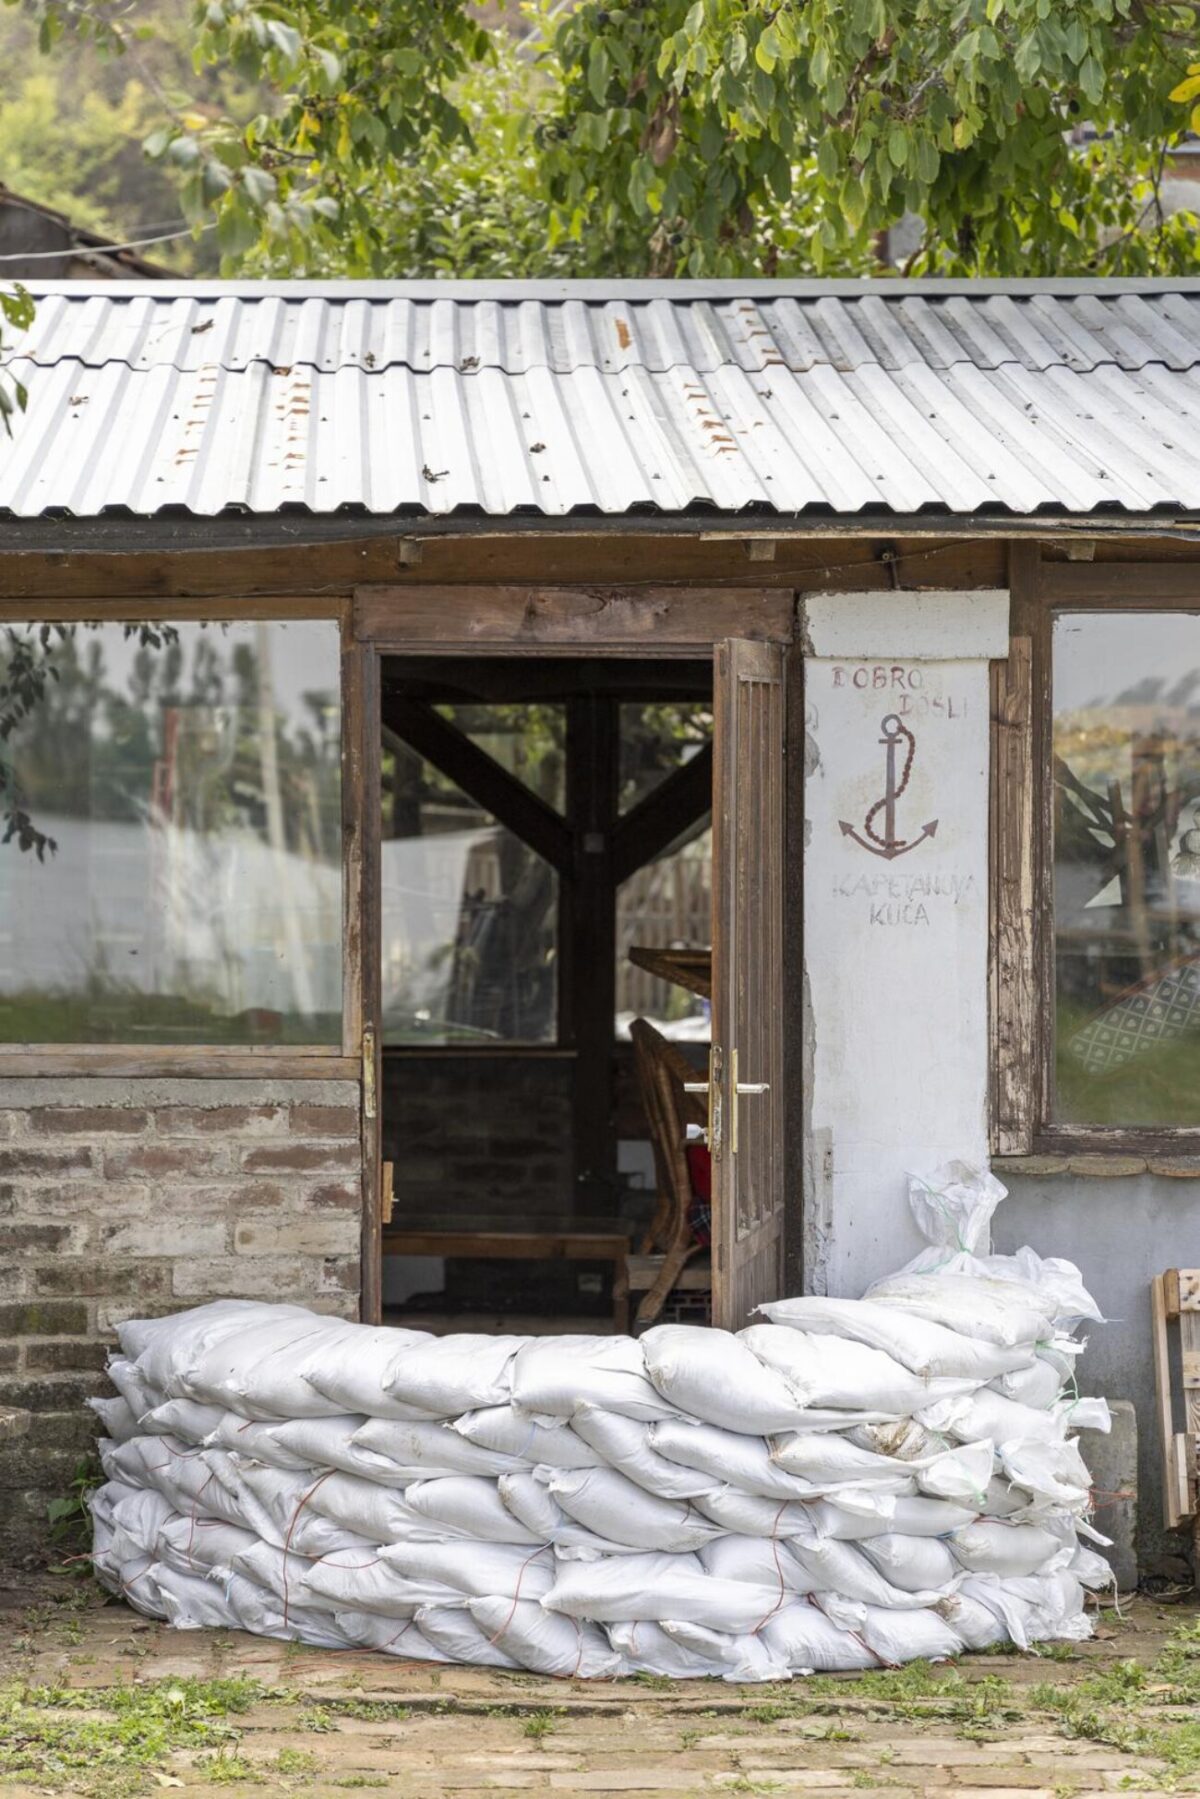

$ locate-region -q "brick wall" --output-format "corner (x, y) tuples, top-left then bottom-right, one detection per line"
(0, 1075), (362, 1561)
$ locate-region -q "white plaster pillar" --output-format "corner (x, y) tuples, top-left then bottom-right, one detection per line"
(801, 589), (1010, 1295)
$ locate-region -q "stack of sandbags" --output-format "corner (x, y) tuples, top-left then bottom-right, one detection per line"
(89, 1164), (1113, 1680)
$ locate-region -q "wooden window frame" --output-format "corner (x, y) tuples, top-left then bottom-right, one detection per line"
(0, 596), (360, 1079)
(991, 549), (1200, 1156)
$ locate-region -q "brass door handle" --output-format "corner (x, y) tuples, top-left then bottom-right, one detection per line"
(729, 1049), (768, 1155)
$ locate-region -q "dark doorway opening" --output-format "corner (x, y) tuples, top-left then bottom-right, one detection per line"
(378, 655), (714, 1333)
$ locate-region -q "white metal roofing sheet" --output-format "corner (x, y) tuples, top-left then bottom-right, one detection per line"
(4, 279), (1200, 518)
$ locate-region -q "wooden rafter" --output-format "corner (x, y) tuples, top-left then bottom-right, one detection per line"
(611, 741), (714, 885)
(380, 697), (572, 874)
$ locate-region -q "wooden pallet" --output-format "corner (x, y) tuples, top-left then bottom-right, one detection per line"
(1150, 1268), (1200, 1530)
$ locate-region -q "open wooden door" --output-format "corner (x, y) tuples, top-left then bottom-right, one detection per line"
(709, 638), (786, 1331)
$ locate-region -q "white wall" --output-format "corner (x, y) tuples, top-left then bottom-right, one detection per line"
(802, 589), (1009, 1294)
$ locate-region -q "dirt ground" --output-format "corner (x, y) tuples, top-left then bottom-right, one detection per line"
(1, 1579), (1197, 1799)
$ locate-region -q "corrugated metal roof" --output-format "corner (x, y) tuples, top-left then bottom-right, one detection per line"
(6, 278), (1200, 519)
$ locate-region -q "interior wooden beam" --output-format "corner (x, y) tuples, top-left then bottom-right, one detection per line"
(380, 698), (573, 875)
(611, 742), (714, 885)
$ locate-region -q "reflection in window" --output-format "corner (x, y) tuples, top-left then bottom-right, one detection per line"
(619, 702), (713, 814)
(0, 619), (342, 1044)
(381, 735), (557, 1045)
(1053, 612), (1200, 1124)
(616, 819), (712, 1042)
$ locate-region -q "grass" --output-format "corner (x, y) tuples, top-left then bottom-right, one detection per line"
(0, 1676), (264, 1797)
(521, 1708), (561, 1741)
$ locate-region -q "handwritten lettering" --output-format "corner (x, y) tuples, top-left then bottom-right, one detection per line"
(869, 901), (931, 926)
(834, 871), (975, 903)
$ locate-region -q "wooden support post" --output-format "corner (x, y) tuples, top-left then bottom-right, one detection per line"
(565, 694), (619, 1221)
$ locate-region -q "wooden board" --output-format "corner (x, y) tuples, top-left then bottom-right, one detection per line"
(710, 637), (786, 1331)
(1151, 1269), (1198, 1529)
(354, 585), (794, 651)
(626, 945), (713, 1001)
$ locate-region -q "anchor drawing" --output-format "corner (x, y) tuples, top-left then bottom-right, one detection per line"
(839, 713), (939, 860)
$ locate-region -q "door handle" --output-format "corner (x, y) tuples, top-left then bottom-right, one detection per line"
(729, 1048), (768, 1156)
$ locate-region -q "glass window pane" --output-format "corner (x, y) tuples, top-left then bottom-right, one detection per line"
(382, 736), (557, 1045)
(0, 619), (343, 1044)
(616, 819), (712, 1041)
(434, 704), (566, 813)
(1053, 611), (1200, 1125)
(618, 702), (713, 814)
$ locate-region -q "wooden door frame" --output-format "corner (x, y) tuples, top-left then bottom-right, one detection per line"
(352, 582), (795, 1326)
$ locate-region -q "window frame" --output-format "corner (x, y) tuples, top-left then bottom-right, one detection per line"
(992, 551), (1200, 1156)
(0, 596), (360, 1078)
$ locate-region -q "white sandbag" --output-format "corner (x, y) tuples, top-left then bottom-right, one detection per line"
(570, 1403), (716, 1499)
(261, 1416), (439, 1483)
(907, 1160), (1007, 1257)
(542, 1467), (722, 1553)
(1056, 1395), (1110, 1434)
(303, 1324), (442, 1421)
(227, 1572), (355, 1647)
(756, 1295), (1033, 1382)
(233, 1535), (317, 1606)
(610, 1618), (786, 1682)
(152, 1563), (244, 1631)
(543, 1553), (787, 1632)
(694, 1488), (833, 1539)
(351, 1416), (524, 1479)
(917, 1439), (995, 1504)
(205, 1415), (318, 1471)
(402, 1476), (542, 1545)
(221, 1461), (372, 1554)
(1069, 1545), (1117, 1591)
(105, 1355), (160, 1419)
(938, 1589), (1012, 1651)
(385, 1334), (526, 1417)
(822, 1594), (964, 1666)
(470, 1597), (622, 1678)
(651, 1418), (816, 1500)
(512, 1334), (675, 1423)
(301, 1468), (450, 1547)
(699, 1535), (813, 1593)
(89, 1395), (140, 1442)
(801, 1494), (976, 1541)
(300, 1548), (449, 1617)
(858, 1532), (959, 1593)
(337, 1610), (452, 1659)
(641, 1326), (809, 1433)
(770, 1431), (920, 1492)
(789, 1536), (952, 1609)
(991, 1360), (1063, 1409)
(949, 1521), (1065, 1577)
(919, 1388), (1065, 1448)
(122, 1300), (298, 1393)
(999, 1436), (1091, 1511)
(864, 1270), (1054, 1349)
(741, 1323), (978, 1415)
(453, 1403), (602, 1469)
(142, 1399), (229, 1446)
(496, 1471), (618, 1556)
(98, 1485), (175, 1560)
(158, 1513), (258, 1578)
(759, 1600), (878, 1672)
(103, 1436), (251, 1532)
(382, 1540), (555, 1603)
(168, 1309), (349, 1417)
(415, 1604), (522, 1669)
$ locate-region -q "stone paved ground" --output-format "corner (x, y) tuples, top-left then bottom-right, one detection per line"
(1, 1582), (1197, 1798)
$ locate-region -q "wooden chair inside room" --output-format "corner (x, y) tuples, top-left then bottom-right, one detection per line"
(628, 1016), (711, 1327)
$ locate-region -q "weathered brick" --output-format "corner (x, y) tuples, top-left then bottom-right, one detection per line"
(25, 1408), (99, 1452)
(0, 1183), (15, 1215)
(23, 1339), (109, 1374)
(0, 1406), (30, 1443)
(34, 1260), (169, 1300)
(0, 1344), (19, 1371)
(303, 1182), (362, 1211)
(171, 1255), (314, 1299)
(0, 1147), (92, 1176)
(287, 1105), (360, 1138)
(234, 1216), (359, 1257)
(7, 1183), (151, 1220)
(0, 1264), (30, 1299)
(95, 1298), (179, 1338)
(0, 1442), (77, 1490)
(0, 1221), (88, 1254)
(154, 1105), (285, 1137)
(240, 1143), (359, 1174)
(102, 1144), (226, 1178)
(0, 1300), (89, 1337)
(0, 1372), (99, 1412)
(318, 1256), (361, 1294)
(26, 1107), (149, 1136)
(98, 1217), (227, 1259)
